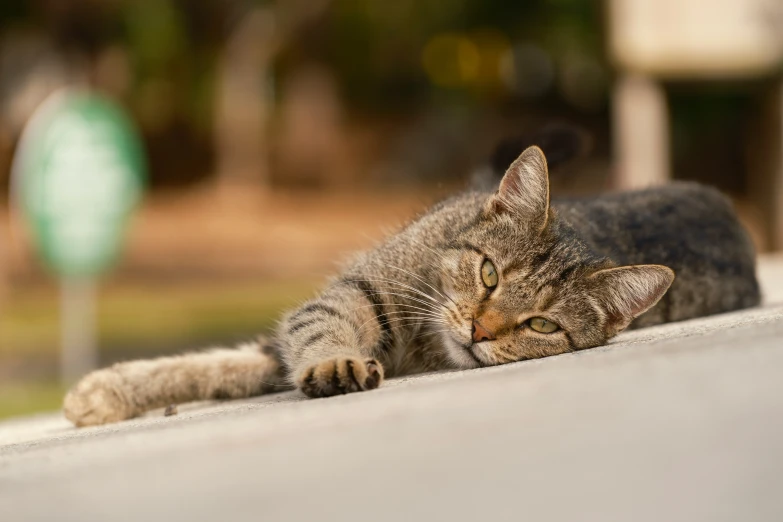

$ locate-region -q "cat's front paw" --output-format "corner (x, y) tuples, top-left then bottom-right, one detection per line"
(63, 368), (138, 427)
(297, 357), (384, 398)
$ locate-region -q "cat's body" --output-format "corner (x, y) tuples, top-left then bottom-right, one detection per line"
(553, 183), (759, 327)
(63, 147), (760, 427)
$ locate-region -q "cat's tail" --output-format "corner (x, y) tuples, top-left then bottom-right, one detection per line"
(63, 336), (290, 427)
(471, 123), (592, 190)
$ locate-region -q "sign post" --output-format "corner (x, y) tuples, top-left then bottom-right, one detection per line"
(60, 277), (97, 382)
(12, 90), (146, 383)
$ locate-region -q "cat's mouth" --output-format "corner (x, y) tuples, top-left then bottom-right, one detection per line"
(440, 331), (486, 368)
(461, 342), (486, 367)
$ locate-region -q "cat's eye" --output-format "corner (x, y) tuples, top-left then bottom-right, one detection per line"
(528, 317), (559, 333)
(481, 259), (498, 289)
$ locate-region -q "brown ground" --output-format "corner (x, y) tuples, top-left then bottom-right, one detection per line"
(3, 183), (454, 284)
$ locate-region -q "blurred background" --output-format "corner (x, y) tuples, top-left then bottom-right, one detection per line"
(1, 0), (782, 419)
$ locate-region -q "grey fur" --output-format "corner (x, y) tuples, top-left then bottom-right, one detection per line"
(64, 146), (760, 426)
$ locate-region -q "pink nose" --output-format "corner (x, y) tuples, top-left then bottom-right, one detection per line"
(472, 320), (495, 343)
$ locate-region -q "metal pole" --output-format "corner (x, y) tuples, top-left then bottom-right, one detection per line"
(60, 277), (98, 384)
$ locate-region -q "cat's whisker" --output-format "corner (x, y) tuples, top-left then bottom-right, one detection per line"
(330, 277), (462, 332)
(340, 300), (441, 318)
(388, 317), (440, 326)
(341, 303), (449, 340)
(383, 301), (446, 317)
(380, 311), (447, 324)
(341, 276), (446, 309)
(413, 319), (454, 332)
(409, 328), (454, 344)
(367, 276), (444, 305)
(375, 256), (461, 313)
(385, 264), (458, 308)
(372, 318), (450, 340)
(331, 278), (446, 315)
(412, 319), (451, 329)
(377, 309), (445, 319)
(401, 241), (461, 311)
(384, 309), (451, 328)
(353, 310), (446, 335)
(354, 290), (445, 315)
(348, 298), (449, 330)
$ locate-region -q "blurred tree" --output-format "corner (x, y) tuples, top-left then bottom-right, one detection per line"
(0, 0), (610, 192)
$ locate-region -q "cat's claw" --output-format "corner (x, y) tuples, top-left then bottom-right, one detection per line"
(298, 357), (383, 398)
(63, 368), (138, 427)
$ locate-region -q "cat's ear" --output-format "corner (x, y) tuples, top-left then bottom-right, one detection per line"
(490, 145), (550, 233)
(589, 265), (675, 336)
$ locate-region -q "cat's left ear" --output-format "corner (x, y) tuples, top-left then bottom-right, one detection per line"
(489, 145), (550, 233)
(589, 265), (675, 336)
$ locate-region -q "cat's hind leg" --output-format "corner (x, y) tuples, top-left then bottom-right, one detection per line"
(63, 337), (289, 427)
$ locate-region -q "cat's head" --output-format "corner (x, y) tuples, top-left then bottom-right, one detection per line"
(438, 146), (674, 368)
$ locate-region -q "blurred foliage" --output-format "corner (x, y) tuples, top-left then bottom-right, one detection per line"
(0, 0), (608, 187)
(0, 382), (65, 420)
(308, 0), (605, 110)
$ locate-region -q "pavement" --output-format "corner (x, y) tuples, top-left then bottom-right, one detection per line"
(1, 256), (783, 522)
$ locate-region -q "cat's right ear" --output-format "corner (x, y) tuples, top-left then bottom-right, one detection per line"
(589, 265), (675, 336)
(489, 145), (550, 233)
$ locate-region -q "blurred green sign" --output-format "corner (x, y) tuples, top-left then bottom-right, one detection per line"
(14, 90), (146, 277)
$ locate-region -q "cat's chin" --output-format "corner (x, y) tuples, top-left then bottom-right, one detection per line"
(441, 332), (485, 369)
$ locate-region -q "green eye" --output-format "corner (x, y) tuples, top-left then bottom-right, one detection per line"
(528, 317), (559, 333)
(481, 259), (498, 289)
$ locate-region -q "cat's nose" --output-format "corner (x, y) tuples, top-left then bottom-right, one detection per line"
(472, 320), (495, 342)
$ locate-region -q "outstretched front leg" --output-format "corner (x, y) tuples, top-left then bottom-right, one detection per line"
(64, 337), (287, 427)
(278, 277), (396, 398)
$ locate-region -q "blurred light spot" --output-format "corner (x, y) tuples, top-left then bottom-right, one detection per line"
(422, 33), (480, 87)
(559, 54), (607, 112)
(499, 44), (554, 98)
(470, 29), (512, 89)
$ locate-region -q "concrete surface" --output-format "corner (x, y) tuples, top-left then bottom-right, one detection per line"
(1, 258), (782, 521)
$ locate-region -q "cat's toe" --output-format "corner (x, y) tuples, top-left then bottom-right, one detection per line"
(298, 357), (384, 398)
(63, 368), (138, 427)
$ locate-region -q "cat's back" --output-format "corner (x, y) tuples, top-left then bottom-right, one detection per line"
(553, 182), (750, 267)
(555, 182), (760, 325)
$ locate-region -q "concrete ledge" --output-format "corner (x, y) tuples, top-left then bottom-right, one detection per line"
(1, 301), (782, 521)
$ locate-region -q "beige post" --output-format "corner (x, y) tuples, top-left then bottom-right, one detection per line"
(612, 73), (670, 190)
(775, 81), (783, 250)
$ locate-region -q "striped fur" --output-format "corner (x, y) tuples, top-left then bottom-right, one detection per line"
(64, 146), (760, 426)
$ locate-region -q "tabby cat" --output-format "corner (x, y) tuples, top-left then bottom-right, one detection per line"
(63, 143), (760, 427)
